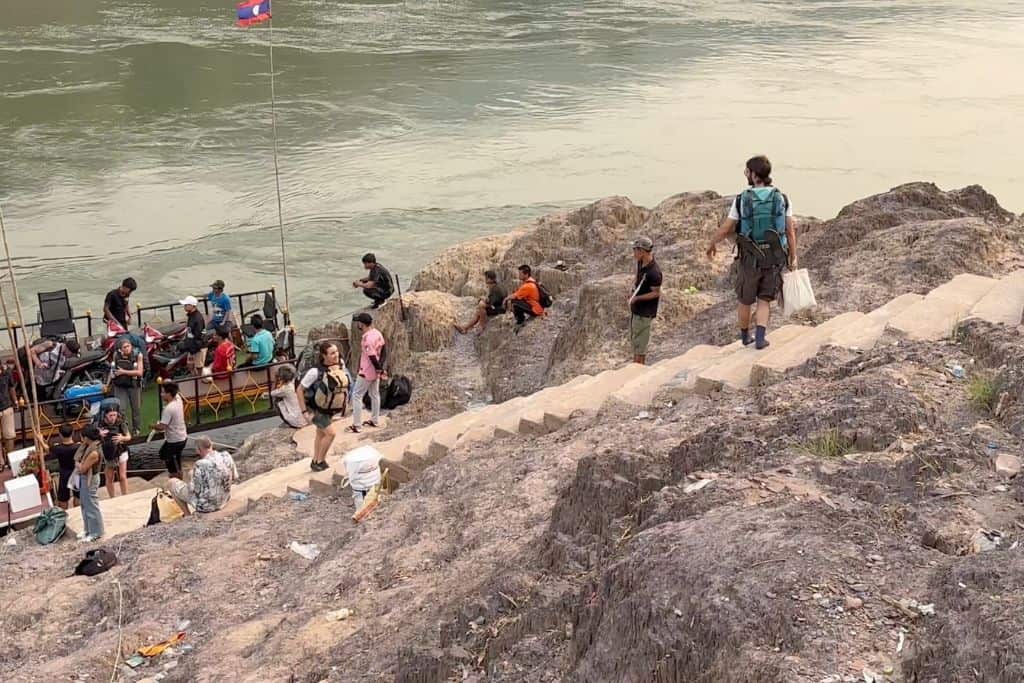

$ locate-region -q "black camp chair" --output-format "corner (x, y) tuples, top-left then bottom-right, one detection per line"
(241, 292), (280, 337)
(37, 290), (76, 339)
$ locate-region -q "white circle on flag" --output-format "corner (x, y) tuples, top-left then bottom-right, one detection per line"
(252, 4), (260, 16)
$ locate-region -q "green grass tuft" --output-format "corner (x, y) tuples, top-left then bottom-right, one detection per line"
(801, 427), (854, 458)
(967, 373), (998, 413)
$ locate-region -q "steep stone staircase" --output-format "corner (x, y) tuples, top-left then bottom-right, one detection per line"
(65, 270), (1024, 539)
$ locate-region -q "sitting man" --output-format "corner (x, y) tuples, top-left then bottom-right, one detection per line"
(505, 264), (545, 329)
(351, 253), (394, 309)
(240, 314), (275, 367)
(208, 326), (236, 380)
(454, 270), (506, 334)
(167, 435), (238, 515)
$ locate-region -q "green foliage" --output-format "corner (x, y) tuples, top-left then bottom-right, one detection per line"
(801, 428), (853, 458)
(967, 373), (998, 413)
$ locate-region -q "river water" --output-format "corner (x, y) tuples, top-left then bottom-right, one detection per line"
(2, 0), (1023, 334)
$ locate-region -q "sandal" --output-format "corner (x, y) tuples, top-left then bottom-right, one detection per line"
(362, 420), (380, 428)
(345, 425), (361, 434)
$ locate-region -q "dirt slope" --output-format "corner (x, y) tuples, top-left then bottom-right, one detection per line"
(2, 183), (1024, 682)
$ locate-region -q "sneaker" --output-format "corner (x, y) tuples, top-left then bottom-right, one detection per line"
(78, 535), (97, 543)
(76, 531), (87, 540)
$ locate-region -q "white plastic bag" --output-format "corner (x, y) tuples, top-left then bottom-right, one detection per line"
(342, 445), (382, 491)
(782, 268), (816, 317)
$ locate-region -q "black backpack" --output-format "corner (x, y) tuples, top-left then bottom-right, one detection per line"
(537, 282), (553, 309)
(74, 548), (118, 576)
(383, 375), (412, 409)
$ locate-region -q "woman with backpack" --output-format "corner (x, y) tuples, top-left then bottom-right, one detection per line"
(296, 341), (349, 472)
(98, 404), (131, 498)
(75, 425), (105, 542)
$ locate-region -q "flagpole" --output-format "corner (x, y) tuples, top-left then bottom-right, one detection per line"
(266, 13), (291, 318)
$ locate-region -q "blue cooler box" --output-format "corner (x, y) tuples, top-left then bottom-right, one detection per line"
(63, 381), (106, 413)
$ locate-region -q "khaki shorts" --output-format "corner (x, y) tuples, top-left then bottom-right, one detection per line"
(0, 407), (14, 441)
(630, 315), (653, 355)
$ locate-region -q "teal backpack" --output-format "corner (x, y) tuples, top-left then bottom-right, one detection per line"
(737, 188), (789, 250)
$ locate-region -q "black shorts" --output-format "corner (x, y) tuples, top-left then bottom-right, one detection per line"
(485, 305), (503, 317)
(57, 468), (75, 503)
(735, 261), (782, 306)
(159, 440), (187, 475)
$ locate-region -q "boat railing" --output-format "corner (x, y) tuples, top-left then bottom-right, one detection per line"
(10, 358), (302, 448)
(135, 287), (290, 329)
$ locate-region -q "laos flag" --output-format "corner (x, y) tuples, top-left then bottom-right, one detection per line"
(237, 0), (271, 26)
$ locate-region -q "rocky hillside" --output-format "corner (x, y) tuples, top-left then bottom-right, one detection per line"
(2, 183), (1024, 683)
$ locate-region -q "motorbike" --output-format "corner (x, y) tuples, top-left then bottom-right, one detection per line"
(104, 318), (188, 379)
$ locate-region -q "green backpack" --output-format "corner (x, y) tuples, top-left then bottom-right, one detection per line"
(34, 507), (68, 545)
(737, 188), (789, 249)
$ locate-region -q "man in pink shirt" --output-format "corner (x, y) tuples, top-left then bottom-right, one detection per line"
(347, 312), (388, 433)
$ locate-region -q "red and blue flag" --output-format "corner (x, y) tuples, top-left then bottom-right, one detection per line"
(237, 0), (271, 26)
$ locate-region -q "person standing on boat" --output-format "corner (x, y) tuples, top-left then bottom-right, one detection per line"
(206, 279), (236, 331)
(178, 296), (208, 371)
(103, 278), (137, 329)
(110, 338), (144, 435)
(348, 312), (386, 433)
(352, 253), (394, 309)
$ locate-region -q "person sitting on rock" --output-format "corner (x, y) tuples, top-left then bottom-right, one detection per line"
(352, 253), (394, 309)
(168, 435), (238, 515)
(270, 364), (308, 429)
(706, 155), (797, 350)
(455, 270), (507, 334)
(505, 264), (545, 328)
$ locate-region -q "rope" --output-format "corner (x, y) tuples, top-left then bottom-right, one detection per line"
(267, 18), (291, 319)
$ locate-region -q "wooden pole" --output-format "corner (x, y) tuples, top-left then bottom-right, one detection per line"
(0, 204), (45, 460)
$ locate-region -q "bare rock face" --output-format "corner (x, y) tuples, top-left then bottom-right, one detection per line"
(802, 182), (1021, 314)
(411, 232), (520, 298)
(412, 196), (649, 299)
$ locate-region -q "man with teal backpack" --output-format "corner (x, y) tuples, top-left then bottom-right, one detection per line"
(706, 155), (798, 349)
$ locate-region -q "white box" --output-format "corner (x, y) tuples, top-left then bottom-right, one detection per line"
(4, 475), (42, 513)
(7, 447), (34, 477)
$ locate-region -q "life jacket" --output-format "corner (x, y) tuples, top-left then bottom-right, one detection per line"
(737, 187), (789, 250)
(305, 365), (350, 414)
(112, 348), (141, 388)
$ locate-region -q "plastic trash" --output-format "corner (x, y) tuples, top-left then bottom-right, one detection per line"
(289, 541), (321, 560)
(782, 268), (817, 317)
(288, 492), (309, 502)
(944, 361), (965, 379)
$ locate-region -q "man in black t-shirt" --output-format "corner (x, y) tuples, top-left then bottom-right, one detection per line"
(352, 253), (394, 308)
(103, 277), (138, 328)
(177, 295), (208, 370)
(455, 270), (508, 334)
(628, 237), (663, 365)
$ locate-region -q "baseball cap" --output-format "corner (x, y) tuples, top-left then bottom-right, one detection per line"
(632, 236), (654, 251)
(179, 295), (199, 307)
(210, 279), (226, 290)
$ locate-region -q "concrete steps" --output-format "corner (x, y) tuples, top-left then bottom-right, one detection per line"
(611, 345), (724, 406)
(693, 325), (810, 393)
(968, 269), (1024, 326)
(887, 274), (998, 340)
(827, 293), (923, 351)
(750, 311), (866, 386)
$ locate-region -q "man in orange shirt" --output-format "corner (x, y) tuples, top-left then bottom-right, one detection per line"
(505, 264), (545, 329)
